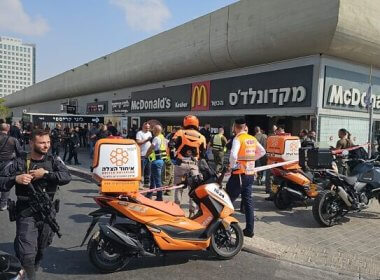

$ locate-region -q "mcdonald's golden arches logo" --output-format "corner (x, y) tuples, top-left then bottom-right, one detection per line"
(191, 81), (210, 111)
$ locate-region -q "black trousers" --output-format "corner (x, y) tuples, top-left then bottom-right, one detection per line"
(51, 142), (60, 157)
(14, 214), (54, 280)
(67, 147), (78, 163)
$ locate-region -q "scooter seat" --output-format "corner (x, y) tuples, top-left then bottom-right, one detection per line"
(134, 194), (186, 217)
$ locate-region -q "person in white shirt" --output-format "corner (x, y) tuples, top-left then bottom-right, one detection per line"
(136, 122), (152, 186)
(145, 125), (167, 201)
(227, 118), (266, 238)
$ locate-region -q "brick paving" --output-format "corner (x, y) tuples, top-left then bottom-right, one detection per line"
(244, 187), (380, 278)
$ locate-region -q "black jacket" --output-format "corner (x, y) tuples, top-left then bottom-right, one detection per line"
(0, 154), (71, 195)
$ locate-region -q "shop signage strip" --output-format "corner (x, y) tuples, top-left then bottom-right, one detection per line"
(323, 66), (380, 113)
(130, 65), (313, 113)
(31, 114), (104, 124)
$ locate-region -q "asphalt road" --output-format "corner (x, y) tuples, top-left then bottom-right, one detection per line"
(0, 177), (367, 280)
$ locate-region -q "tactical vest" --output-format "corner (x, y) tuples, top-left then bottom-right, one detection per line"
(149, 134), (168, 161)
(175, 129), (206, 160)
(233, 133), (257, 175)
(15, 155), (58, 197)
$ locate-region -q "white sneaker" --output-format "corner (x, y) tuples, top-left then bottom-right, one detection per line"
(0, 205), (7, 211)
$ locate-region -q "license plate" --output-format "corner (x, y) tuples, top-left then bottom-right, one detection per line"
(271, 184), (280, 194)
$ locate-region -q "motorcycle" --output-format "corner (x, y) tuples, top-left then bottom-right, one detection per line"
(0, 252), (25, 280)
(81, 163), (243, 273)
(312, 155), (380, 227)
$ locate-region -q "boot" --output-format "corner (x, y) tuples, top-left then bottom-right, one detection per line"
(24, 265), (36, 280)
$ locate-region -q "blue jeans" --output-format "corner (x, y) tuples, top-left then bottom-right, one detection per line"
(141, 157), (151, 185)
(147, 159), (164, 201)
(89, 141), (95, 159)
(226, 174), (254, 233)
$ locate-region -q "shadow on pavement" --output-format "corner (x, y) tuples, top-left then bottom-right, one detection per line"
(70, 177), (94, 184)
(69, 214), (92, 223)
(41, 246), (219, 276)
(68, 189), (99, 194)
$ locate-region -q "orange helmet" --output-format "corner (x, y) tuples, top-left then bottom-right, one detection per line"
(183, 115), (199, 129)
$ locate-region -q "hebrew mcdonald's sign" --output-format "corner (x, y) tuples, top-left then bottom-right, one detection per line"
(191, 81), (210, 111)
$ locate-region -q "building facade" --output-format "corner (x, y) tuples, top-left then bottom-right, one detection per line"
(4, 0), (380, 147)
(0, 36), (35, 98)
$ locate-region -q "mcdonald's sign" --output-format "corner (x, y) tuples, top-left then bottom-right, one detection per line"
(191, 81), (210, 111)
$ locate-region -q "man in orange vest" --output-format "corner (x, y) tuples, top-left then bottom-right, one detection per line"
(169, 115), (207, 217)
(227, 118), (266, 238)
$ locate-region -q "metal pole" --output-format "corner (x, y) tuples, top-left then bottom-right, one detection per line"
(368, 65), (374, 158)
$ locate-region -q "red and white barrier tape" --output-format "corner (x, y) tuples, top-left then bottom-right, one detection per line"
(139, 160), (298, 194)
(332, 143), (369, 155)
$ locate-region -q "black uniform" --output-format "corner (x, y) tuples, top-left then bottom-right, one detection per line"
(50, 128), (61, 156)
(67, 131), (80, 164)
(0, 154), (71, 279)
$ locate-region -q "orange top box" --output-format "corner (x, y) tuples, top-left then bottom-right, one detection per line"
(92, 139), (141, 193)
(267, 135), (300, 166)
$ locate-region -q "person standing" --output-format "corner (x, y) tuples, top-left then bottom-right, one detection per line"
(200, 123), (211, 145)
(50, 124), (62, 157)
(336, 128), (354, 175)
(0, 129), (71, 280)
(88, 124), (100, 159)
(136, 122), (153, 187)
(82, 124), (89, 148)
(169, 115), (206, 217)
(145, 125), (167, 201)
(209, 127), (227, 173)
(66, 127), (81, 165)
(96, 124), (111, 140)
(0, 123), (23, 211)
(61, 127), (70, 162)
(227, 119), (266, 238)
(10, 121), (23, 146)
(254, 126), (267, 186)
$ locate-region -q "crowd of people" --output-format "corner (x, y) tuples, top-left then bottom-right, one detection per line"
(0, 115), (363, 280)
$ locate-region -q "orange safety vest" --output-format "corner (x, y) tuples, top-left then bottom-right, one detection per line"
(233, 133), (257, 175)
(174, 129), (206, 160)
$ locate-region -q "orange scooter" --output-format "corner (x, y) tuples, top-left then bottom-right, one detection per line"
(267, 135), (320, 209)
(81, 139), (243, 273)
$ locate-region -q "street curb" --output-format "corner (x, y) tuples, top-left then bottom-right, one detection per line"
(67, 166), (95, 183)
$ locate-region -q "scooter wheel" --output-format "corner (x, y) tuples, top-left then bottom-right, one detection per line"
(273, 190), (291, 210)
(210, 223), (244, 260)
(87, 231), (130, 273)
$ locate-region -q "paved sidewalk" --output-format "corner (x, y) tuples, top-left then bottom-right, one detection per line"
(245, 187), (380, 279)
(65, 148), (380, 279)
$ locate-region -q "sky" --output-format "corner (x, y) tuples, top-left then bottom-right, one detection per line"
(0, 0), (238, 82)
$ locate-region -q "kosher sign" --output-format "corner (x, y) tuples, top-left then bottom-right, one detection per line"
(209, 65), (313, 110)
(112, 99), (130, 114)
(324, 66), (380, 112)
(30, 114), (104, 124)
(131, 85), (191, 113)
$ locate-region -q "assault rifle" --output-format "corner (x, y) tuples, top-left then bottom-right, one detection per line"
(27, 183), (62, 238)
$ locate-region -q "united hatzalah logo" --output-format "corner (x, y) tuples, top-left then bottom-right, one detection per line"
(110, 148), (129, 166)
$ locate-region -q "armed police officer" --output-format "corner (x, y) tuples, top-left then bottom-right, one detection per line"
(169, 115), (207, 217)
(0, 129), (71, 280)
(227, 119), (266, 238)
